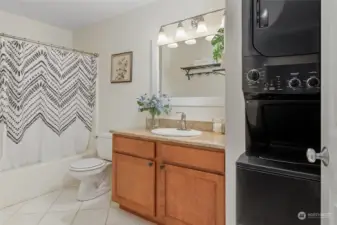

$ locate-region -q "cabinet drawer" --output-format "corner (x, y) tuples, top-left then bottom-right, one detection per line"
(158, 143), (224, 174)
(113, 135), (155, 159)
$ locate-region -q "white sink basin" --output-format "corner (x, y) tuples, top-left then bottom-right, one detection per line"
(151, 128), (202, 137)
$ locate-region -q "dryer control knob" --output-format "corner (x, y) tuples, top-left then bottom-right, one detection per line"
(289, 78), (301, 88)
(247, 69), (260, 82)
(307, 77), (320, 88)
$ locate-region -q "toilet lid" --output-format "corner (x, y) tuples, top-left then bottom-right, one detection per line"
(70, 158), (106, 171)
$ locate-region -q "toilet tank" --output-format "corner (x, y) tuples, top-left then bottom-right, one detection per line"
(96, 133), (112, 161)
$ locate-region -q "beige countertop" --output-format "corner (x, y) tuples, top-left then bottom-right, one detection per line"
(110, 129), (225, 151)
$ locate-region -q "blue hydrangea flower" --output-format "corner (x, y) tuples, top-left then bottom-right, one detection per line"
(136, 93), (172, 117)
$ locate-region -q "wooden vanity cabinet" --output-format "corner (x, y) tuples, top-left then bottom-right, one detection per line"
(112, 135), (225, 225)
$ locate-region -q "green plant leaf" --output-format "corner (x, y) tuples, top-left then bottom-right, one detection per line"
(211, 28), (225, 62)
(137, 101), (144, 106)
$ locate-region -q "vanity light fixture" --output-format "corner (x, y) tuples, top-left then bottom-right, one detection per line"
(197, 16), (208, 33)
(158, 8), (224, 45)
(167, 43), (179, 48)
(205, 35), (215, 42)
(176, 22), (187, 40)
(157, 26), (168, 45)
(185, 39), (197, 45)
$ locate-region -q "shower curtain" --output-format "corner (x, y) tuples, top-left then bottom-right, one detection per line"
(0, 37), (97, 171)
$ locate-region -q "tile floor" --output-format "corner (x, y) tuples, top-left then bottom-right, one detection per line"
(0, 187), (154, 225)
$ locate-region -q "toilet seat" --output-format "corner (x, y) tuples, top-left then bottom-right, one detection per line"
(70, 158), (106, 172)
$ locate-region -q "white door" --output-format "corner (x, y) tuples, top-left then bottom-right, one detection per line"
(320, 0), (337, 224)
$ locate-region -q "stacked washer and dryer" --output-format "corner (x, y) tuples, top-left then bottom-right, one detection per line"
(237, 0), (321, 225)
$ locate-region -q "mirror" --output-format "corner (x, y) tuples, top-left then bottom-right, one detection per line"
(160, 36), (225, 98)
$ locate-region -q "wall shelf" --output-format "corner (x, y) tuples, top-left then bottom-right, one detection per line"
(212, 68), (226, 76)
(181, 63), (225, 80)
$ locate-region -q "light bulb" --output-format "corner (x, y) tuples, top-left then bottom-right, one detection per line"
(167, 43), (178, 48)
(185, 39), (197, 45)
(220, 15), (225, 28)
(205, 35), (215, 42)
(197, 16), (208, 33)
(176, 22), (187, 40)
(157, 27), (168, 45)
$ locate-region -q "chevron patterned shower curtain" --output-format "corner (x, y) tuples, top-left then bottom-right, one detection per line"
(0, 38), (97, 171)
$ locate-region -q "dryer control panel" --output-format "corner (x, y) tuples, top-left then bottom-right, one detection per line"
(243, 61), (320, 94)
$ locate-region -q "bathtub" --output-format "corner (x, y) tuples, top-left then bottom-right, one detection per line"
(0, 151), (94, 209)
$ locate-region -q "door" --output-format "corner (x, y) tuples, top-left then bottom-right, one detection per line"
(158, 164), (224, 225)
(252, 0), (320, 56)
(320, 0), (337, 224)
(237, 154), (320, 225)
(245, 97), (321, 160)
(112, 153), (155, 217)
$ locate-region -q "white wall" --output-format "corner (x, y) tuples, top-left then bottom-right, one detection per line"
(0, 10), (72, 47)
(73, 0), (225, 132)
(224, 1), (245, 225)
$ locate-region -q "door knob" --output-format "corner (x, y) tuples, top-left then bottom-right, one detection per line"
(307, 147), (329, 167)
(148, 162), (153, 167)
(160, 164), (165, 170)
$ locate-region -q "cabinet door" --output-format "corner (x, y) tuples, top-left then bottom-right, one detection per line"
(112, 153), (155, 217)
(158, 164), (225, 225)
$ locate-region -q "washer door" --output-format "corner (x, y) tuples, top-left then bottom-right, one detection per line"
(236, 163), (320, 225)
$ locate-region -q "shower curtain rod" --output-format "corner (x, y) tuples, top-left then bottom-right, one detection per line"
(0, 33), (99, 57)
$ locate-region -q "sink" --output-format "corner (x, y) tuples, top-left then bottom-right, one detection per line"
(151, 128), (202, 137)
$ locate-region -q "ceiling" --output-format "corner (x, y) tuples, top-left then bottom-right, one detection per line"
(0, 0), (158, 30)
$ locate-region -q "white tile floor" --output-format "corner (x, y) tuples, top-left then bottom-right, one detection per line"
(0, 187), (154, 225)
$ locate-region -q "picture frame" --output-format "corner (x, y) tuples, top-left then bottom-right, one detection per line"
(111, 51), (133, 83)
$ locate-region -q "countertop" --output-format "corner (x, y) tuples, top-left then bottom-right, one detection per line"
(110, 129), (225, 151)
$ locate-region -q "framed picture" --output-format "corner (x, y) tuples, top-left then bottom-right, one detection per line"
(111, 51), (133, 83)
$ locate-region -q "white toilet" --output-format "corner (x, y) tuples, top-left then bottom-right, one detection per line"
(69, 133), (112, 201)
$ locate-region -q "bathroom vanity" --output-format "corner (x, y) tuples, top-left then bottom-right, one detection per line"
(110, 130), (225, 225)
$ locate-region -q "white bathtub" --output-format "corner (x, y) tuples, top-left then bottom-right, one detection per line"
(0, 152), (94, 209)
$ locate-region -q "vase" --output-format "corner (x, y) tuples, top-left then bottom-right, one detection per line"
(146, 114), (159, 130)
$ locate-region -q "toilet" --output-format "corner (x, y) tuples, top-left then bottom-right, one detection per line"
(69, 133), (112, 201)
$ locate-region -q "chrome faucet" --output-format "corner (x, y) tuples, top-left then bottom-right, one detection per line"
(176, 112), (187, 130)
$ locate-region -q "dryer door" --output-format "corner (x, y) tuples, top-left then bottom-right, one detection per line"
(253, 0), (320, 57)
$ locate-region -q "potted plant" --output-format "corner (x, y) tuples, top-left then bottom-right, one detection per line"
(211, 28), (224, 63)
(137, 93), (171, 129)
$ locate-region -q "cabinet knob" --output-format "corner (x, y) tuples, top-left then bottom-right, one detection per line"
(160, 164), (165, 170)
(148, 162), (153, 167)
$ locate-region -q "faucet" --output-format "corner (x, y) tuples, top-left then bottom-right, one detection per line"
(176, 112), (188, 130)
